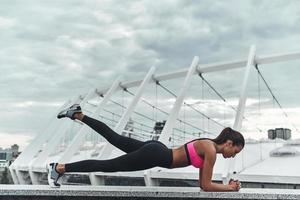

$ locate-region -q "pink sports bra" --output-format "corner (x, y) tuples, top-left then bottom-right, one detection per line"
(185, 140), (204, 168)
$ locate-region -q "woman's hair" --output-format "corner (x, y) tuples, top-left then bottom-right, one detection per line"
(211, 127), (245, 148)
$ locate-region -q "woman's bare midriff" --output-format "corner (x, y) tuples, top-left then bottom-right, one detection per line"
(171, 145), (190, 168)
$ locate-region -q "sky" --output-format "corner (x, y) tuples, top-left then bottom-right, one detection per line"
(1, 0), (300, 151)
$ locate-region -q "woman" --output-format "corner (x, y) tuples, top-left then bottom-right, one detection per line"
(48, 104), (244, 191)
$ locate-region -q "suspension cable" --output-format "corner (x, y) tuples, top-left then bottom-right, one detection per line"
(255, 64), (300, 133)
(85, 101), (154, 131)
(156, 81), (225, 128)
(122, 88), (169, 115)
(123, 87), (214, 135)
(257, 68), (262, 133)
(108, 98), (156, 123)
(198, 73), (264, 133)
(102, 108), (153, 130)
(198, 73), (237, 111)
(184, 102), (225, 128)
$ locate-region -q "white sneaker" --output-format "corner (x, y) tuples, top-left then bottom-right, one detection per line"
(47, 163), (62, 188)
(57, 104), (82, 120)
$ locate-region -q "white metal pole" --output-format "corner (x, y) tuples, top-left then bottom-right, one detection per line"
(222, 45), (256, 184)
(12, 100), (71, 167)
(158, 56), (199, 145)
(11, 100), (72, 184)
(28, 96), (83, 184)
(90, 51), (300, 97)
(58, 77), (121, 163)
(98, 66), (156, 160)
(8, 168), (19, 184)
(29, 95), (89, 170)
(89, 67), (156, 185)
(80, 88), (98, 109)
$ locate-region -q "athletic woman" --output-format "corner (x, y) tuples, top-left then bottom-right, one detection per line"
(48, 104), (244, 191)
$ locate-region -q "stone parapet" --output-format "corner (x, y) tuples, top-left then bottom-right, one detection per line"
(1, 185), (300, 200)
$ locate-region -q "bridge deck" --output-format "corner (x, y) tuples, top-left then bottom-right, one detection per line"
(1, 185), (300, 200)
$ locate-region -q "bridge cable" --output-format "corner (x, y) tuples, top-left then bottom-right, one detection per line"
(198, 73), (264, 133)
(255, 64), (300, 133)
(156, 80), (226, 128)
(122, 87), (212, 135)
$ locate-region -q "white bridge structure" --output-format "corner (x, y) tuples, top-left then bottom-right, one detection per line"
(9, 45), (300, 188)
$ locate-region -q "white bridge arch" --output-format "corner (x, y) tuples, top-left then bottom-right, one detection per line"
(9, 45), (300, 187)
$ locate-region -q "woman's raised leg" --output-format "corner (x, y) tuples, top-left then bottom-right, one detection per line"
(57, 104), (146, 153)
(78, 114), (145, 153)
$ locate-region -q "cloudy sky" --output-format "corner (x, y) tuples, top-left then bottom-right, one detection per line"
(1, 0), (300, 150)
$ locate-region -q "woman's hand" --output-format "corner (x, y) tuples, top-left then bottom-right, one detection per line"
(228, 179), (241, 191)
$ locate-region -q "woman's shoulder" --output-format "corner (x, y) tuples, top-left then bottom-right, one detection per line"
(194, 139), (216, 156)
(195, 138), (214, 145)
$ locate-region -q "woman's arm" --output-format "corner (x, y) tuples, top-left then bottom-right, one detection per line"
(199, 143), (239, 192)
(199, 168), (203, 189)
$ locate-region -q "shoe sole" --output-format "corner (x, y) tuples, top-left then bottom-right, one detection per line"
(57, 105), (81, 120)
(57, 114), (65, 119)
(47, 163), (60, 188)
(57, 109), (68, 119)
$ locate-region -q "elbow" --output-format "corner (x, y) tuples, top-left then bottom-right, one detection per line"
(199, 181), (203, 190)
(201, 183), (212, 192)
(199, 184), (203, 190)
(202, 187), (211, 192)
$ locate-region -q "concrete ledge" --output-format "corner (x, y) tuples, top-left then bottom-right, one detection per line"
(1, 185), (300, 200)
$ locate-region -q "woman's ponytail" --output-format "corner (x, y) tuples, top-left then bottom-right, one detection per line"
(212, 127), (245, 148)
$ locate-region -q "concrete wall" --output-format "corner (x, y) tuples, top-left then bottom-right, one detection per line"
(1, 185), (300, 200)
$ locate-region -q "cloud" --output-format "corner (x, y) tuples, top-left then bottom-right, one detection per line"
(1, 0), (300, 150)
(0, 16), (15, 29)
(0, 132), (33, 151)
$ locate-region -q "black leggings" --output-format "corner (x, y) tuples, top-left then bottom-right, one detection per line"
(64, 115), (173, 172)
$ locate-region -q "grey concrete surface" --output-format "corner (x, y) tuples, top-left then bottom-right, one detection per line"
(1, 185), (300, 200)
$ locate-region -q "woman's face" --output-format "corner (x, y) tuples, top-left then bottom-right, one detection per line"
(222, 141), (243, 158)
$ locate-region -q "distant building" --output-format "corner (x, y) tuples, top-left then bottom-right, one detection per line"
(268, 128), (291, 140)
(123, 118), (134, 137)
(152, 121), (166, 140)
(0, 144), (20, 171)
(0, 151), (12, 171)
(11, 144), (19, 157)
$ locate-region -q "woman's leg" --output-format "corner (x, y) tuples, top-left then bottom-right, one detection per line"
(76, 114), (145, 153)
(62, 142), (173, 173)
